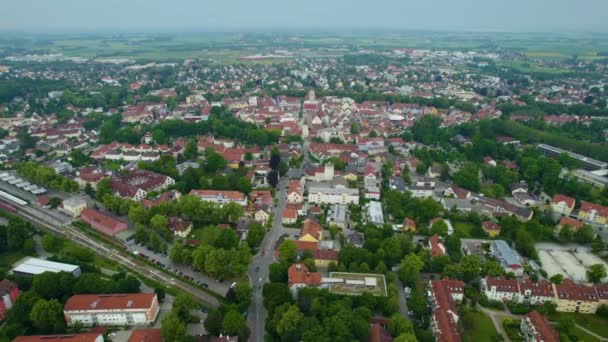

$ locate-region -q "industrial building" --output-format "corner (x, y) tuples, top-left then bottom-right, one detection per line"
(12, 257), (81, 277)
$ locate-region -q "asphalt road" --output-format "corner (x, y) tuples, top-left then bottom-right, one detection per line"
(246, 142), (308, 342)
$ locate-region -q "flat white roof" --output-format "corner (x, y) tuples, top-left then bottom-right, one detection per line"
(13, 257), (80, 275)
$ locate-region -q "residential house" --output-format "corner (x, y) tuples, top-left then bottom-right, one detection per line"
(553, 280), (599, 314)
(287, 179), (304, 203)
(428, 278), (464, 342)
(13, 334), (104, 342)
(520, 311), (560, 342)
(558, 217), (584, 231)
(111, 169), (175, 201)
(282, 207), (298, 224)
(287, 263), (321, 295)
(189, 190), (247, 206)
(305, 163), (334, 182)
(482, 221), (501, 237)
(578, 201), (608, 225)
(551, 194), (575, 216)
(0, 279), (19, 321)
(63, 293), (160, 326)
(481, 276), (520, 302)
(299, 220), (323, 243)
(402, 218), (416, 232)
(518, 279), (555, 305)
(167, 217), (192, 238)
(429, 234), (446, 257)
(307, 186), (359, 205)
(128, 329), (162, 342)
(444, 184), (471, 199)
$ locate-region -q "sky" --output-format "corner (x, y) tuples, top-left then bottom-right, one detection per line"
(2, 0), (608, 33)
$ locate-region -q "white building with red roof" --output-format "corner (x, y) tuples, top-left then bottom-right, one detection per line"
(189, 190), (247, 206)
(64, 293), (159, 326)
(578, 200), (608, 224)
(551, 194), (575, 216)
(481, 276), (520, 302)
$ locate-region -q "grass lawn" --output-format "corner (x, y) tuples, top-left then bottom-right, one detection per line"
(550, 312), (608, 339)
(453, 221), (474, 238)
(461, 311), (500, 342)
(574, 326), (602, 342)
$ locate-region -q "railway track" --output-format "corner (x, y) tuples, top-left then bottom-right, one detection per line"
(15, 205), (220, 308)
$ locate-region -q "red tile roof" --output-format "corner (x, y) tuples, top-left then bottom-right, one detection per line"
(580, 201), (608, 217)
(524, 311), (559, 342)
(287, 263), (321, 288)
(13, 334), (102, 342)
(482, 221), (501, 231)
(64, 293), (157, 311)
(301, 219), (322, 240)
(552, 194), (575, 208)
(0, 279), (17, 296)
(518, 279), (553, 302)
(282, 207), (297, 219)
(80, 208), (128, 235)
(430, 234), (445, 257)
(128, 329), (162, 342)
(484, 276), (520, 294)
(554, 279), (598, 302)
(294, 240), (318, 253)
(559, 217), (583, 230)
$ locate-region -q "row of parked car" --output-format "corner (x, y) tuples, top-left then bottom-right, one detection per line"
(135, 249), (210, 289)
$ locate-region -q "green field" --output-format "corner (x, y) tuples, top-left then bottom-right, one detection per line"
(453, 221), (474, 238)
(461, 311), (500, 342)
(3, 31), (608, 62)
(550, 313), (608, 339)
(499, 60), (572, 75)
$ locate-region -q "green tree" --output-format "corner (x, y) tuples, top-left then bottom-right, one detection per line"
(388, 313), (414, 337)
(394, 333), (418, 342)
(184, 138), (199, 160)
(30, 299), (65, 333)
(278, 240), (297, 261)
(550, 274), (564, 284)
(460, 255), (482, 282)
(222, 310), (245, 335)
(587, 264), (607, 283)
(161, 312), (186, 342)
(398, 253), (424, 285)
(274, 304), (304, 338)
(431, 220), (448, 237)
(246, 223), (266, 248)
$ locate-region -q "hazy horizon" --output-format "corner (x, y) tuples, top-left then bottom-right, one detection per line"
(2, 0), (608, 33)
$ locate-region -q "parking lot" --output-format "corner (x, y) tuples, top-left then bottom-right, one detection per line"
(128, 243), (230, 296)
(536, 242), (608, 283)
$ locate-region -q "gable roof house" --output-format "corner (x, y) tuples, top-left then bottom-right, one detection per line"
(551, 194), (576, 216)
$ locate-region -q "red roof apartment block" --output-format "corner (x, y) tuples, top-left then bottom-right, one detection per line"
(64, 293), (159, 326)
(0, 279), (19, 321)
(128, 328), (162, 342)
(521, 311), (560, 342)
(80, 208), (128, 236)
(13, 334), (103, 342)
